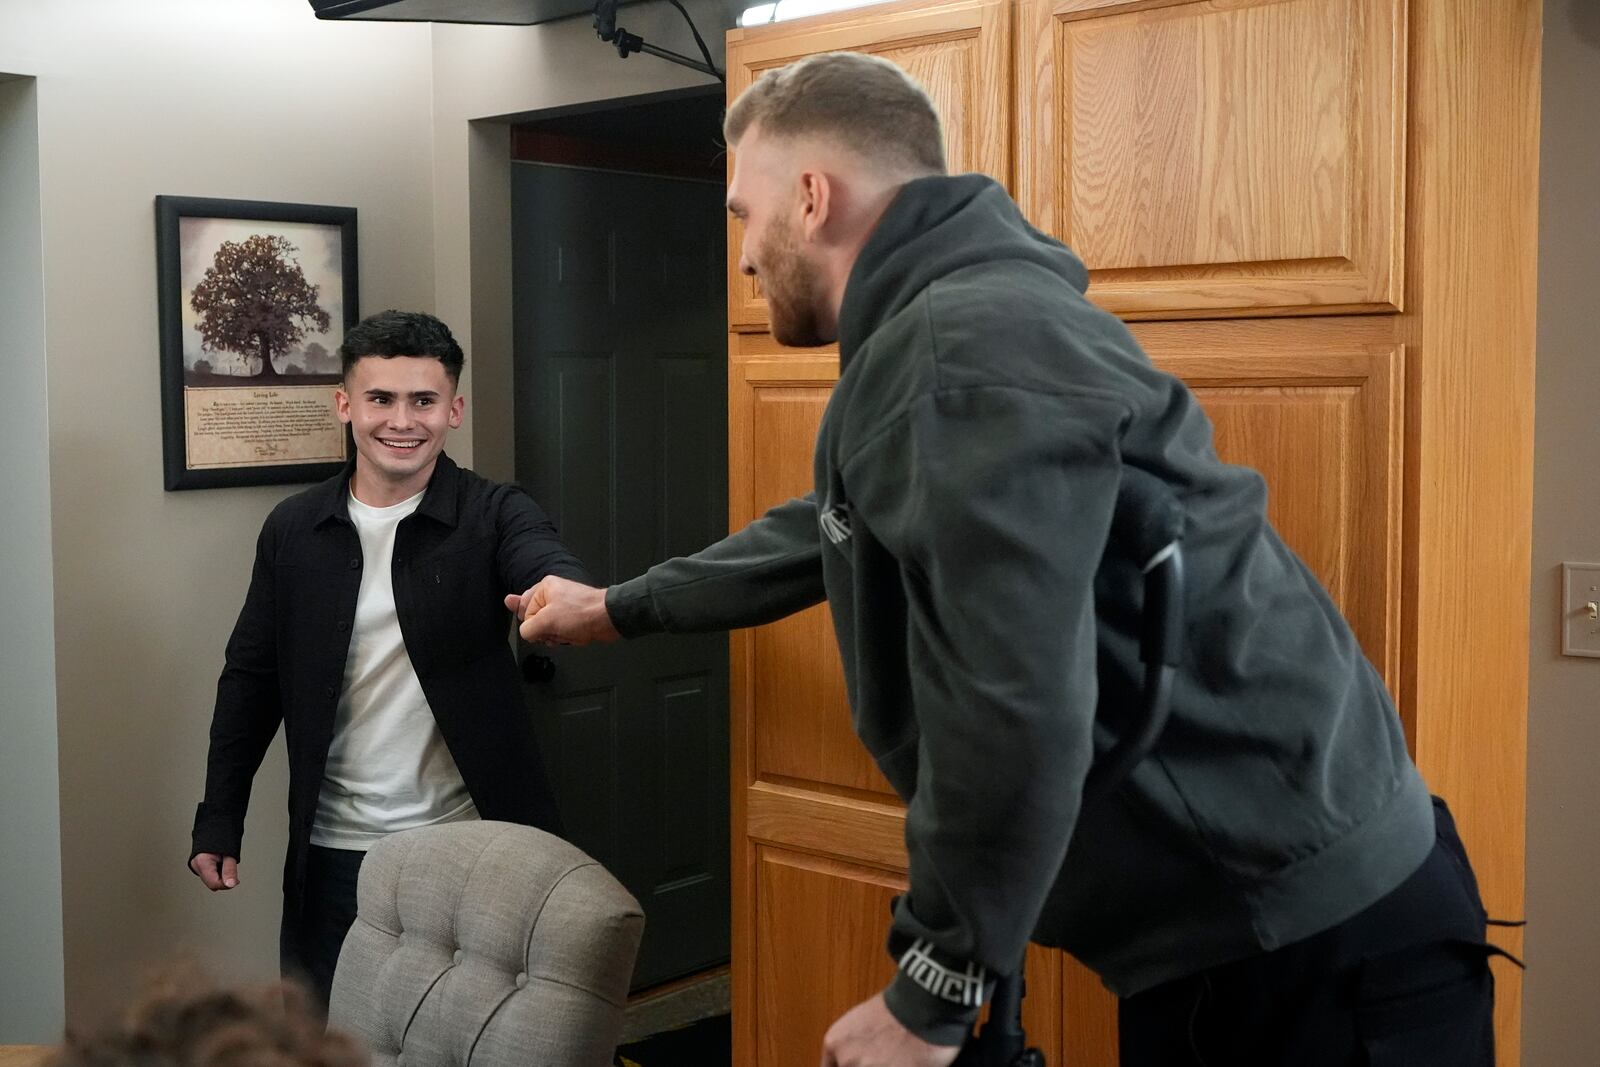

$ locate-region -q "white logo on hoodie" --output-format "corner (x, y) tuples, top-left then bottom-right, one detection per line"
(820, 502), (852, 545)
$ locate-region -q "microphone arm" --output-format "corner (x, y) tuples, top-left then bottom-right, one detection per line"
(593, 0), (724, 81)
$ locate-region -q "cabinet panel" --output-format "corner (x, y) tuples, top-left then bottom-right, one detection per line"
(730, 354), (894, 796)
(725, 0), (1012, 328)
(1062, 953), (1117, 1067)
(753, 847), (905, 1067)
(1146, 342), (1404, 693)
(749, 844), (1072, 1066)
(1017, 0), (1405, 318)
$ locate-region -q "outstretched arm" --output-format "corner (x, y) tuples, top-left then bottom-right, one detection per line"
(508, 493), (827, 644)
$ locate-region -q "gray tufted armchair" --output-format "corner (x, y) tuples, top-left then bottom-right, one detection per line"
(328, 821), (645, 1067)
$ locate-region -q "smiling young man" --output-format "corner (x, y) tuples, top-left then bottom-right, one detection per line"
(189, 310), (589, 1008)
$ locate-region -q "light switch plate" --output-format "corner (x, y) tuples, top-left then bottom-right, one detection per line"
(1563, 563), (1600, 658)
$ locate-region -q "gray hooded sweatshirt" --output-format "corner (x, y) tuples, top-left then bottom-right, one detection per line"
(607, 173), (1433, 1045)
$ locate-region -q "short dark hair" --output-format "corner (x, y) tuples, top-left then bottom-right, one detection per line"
(339, 310), (465, 385)
(47, 966), (367, 1067)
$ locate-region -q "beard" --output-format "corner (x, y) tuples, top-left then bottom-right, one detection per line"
(759, 215), (829, 348)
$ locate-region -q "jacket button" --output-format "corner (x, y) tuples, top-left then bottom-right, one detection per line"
(336, 620), (350, 632)
(324, 684), (337, 697)
(348, 557), (360, 570)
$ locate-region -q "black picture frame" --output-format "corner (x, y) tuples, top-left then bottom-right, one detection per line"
(156, 196), (358, 490)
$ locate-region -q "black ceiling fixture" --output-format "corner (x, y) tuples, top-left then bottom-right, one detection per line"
(309, 0), (725, 82)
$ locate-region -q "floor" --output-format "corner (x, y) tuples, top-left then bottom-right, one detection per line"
(616, 969), (732, 1066)
(620, 969), (729, 1043)
(0, 1049), (50, 1067)
(616, 1014), (731, 1067)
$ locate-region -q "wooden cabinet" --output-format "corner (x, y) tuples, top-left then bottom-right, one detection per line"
(1134, 322), (1406, 691)
(751, 848), (903, 1067)
(1016, 0), (1406, 319)
(723, 1), (1538, 1064)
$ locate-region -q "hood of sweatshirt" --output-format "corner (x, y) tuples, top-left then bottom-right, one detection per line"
(836, 173), (1090, 370)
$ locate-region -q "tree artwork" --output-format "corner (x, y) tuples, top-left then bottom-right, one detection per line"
(189, 234), (331, 381)
(300, 341), (335, 374)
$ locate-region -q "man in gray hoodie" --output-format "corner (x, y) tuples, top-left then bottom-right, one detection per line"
(507, 52), (1499, 1067)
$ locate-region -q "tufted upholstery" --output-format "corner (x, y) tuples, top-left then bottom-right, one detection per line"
(328, 821), (645, 1067)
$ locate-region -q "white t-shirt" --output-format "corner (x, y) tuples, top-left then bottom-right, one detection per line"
(310, 488), (479, 850)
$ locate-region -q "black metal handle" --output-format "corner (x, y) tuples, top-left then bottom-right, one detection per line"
(1080, 468), (1186, 811)
(951, 974), (1045, 1067)
(520, 652), (556, 685)
(1109, 467), (1184, 570)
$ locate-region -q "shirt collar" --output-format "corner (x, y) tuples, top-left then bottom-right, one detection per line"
(311, 452), (462, 529)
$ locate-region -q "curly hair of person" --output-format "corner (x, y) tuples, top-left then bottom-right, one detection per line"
(45, 966), (368, 1067)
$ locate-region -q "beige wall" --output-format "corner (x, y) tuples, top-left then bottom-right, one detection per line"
(0, 0), (436, 1029)
(0, 0), (731, 1036)
(0, 73), (66, 1043)
(1524, 1), (1600, 1062)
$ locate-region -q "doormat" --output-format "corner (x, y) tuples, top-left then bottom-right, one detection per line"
(614, 1012), (731, 1067)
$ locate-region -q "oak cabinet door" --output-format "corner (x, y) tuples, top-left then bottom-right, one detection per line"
(751, 847), (905, 1067)
(1017, 0), (1406, 319)
(1134, 331), (1405, 696)
(729, 348), (887, 797)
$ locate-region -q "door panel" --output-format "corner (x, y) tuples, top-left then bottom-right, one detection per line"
(741, 378), (868, 789)
(1146, 342), (1405, 694)
(724, 0), (1013, 329)
(732, 356), (894, 796)
(1017, 0), (1405, 318)
(513, 163), (730, 989)
(754, 847), (905, 1067)
(544, 686), (619, 868)
(546, 356), (617, 573)
(1062, 954), (1116, 1067)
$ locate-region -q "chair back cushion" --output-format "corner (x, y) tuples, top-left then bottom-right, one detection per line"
(329, 821), (644, 1067)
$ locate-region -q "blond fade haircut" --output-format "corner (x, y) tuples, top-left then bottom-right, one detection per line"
(724, 51), (947, 176)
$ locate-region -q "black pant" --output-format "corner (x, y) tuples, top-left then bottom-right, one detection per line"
(280, 845), (366, 1011)
(1119, 797), (1500, 1066)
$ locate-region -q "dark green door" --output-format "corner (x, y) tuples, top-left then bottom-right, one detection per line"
(512, 161), (729, 989)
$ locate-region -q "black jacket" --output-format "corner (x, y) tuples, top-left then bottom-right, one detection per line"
(607, 175), (1432, 1044)
(191, 453), (588, 914)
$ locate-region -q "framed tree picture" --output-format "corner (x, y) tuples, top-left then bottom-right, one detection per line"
(155, 196), (358, 490)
